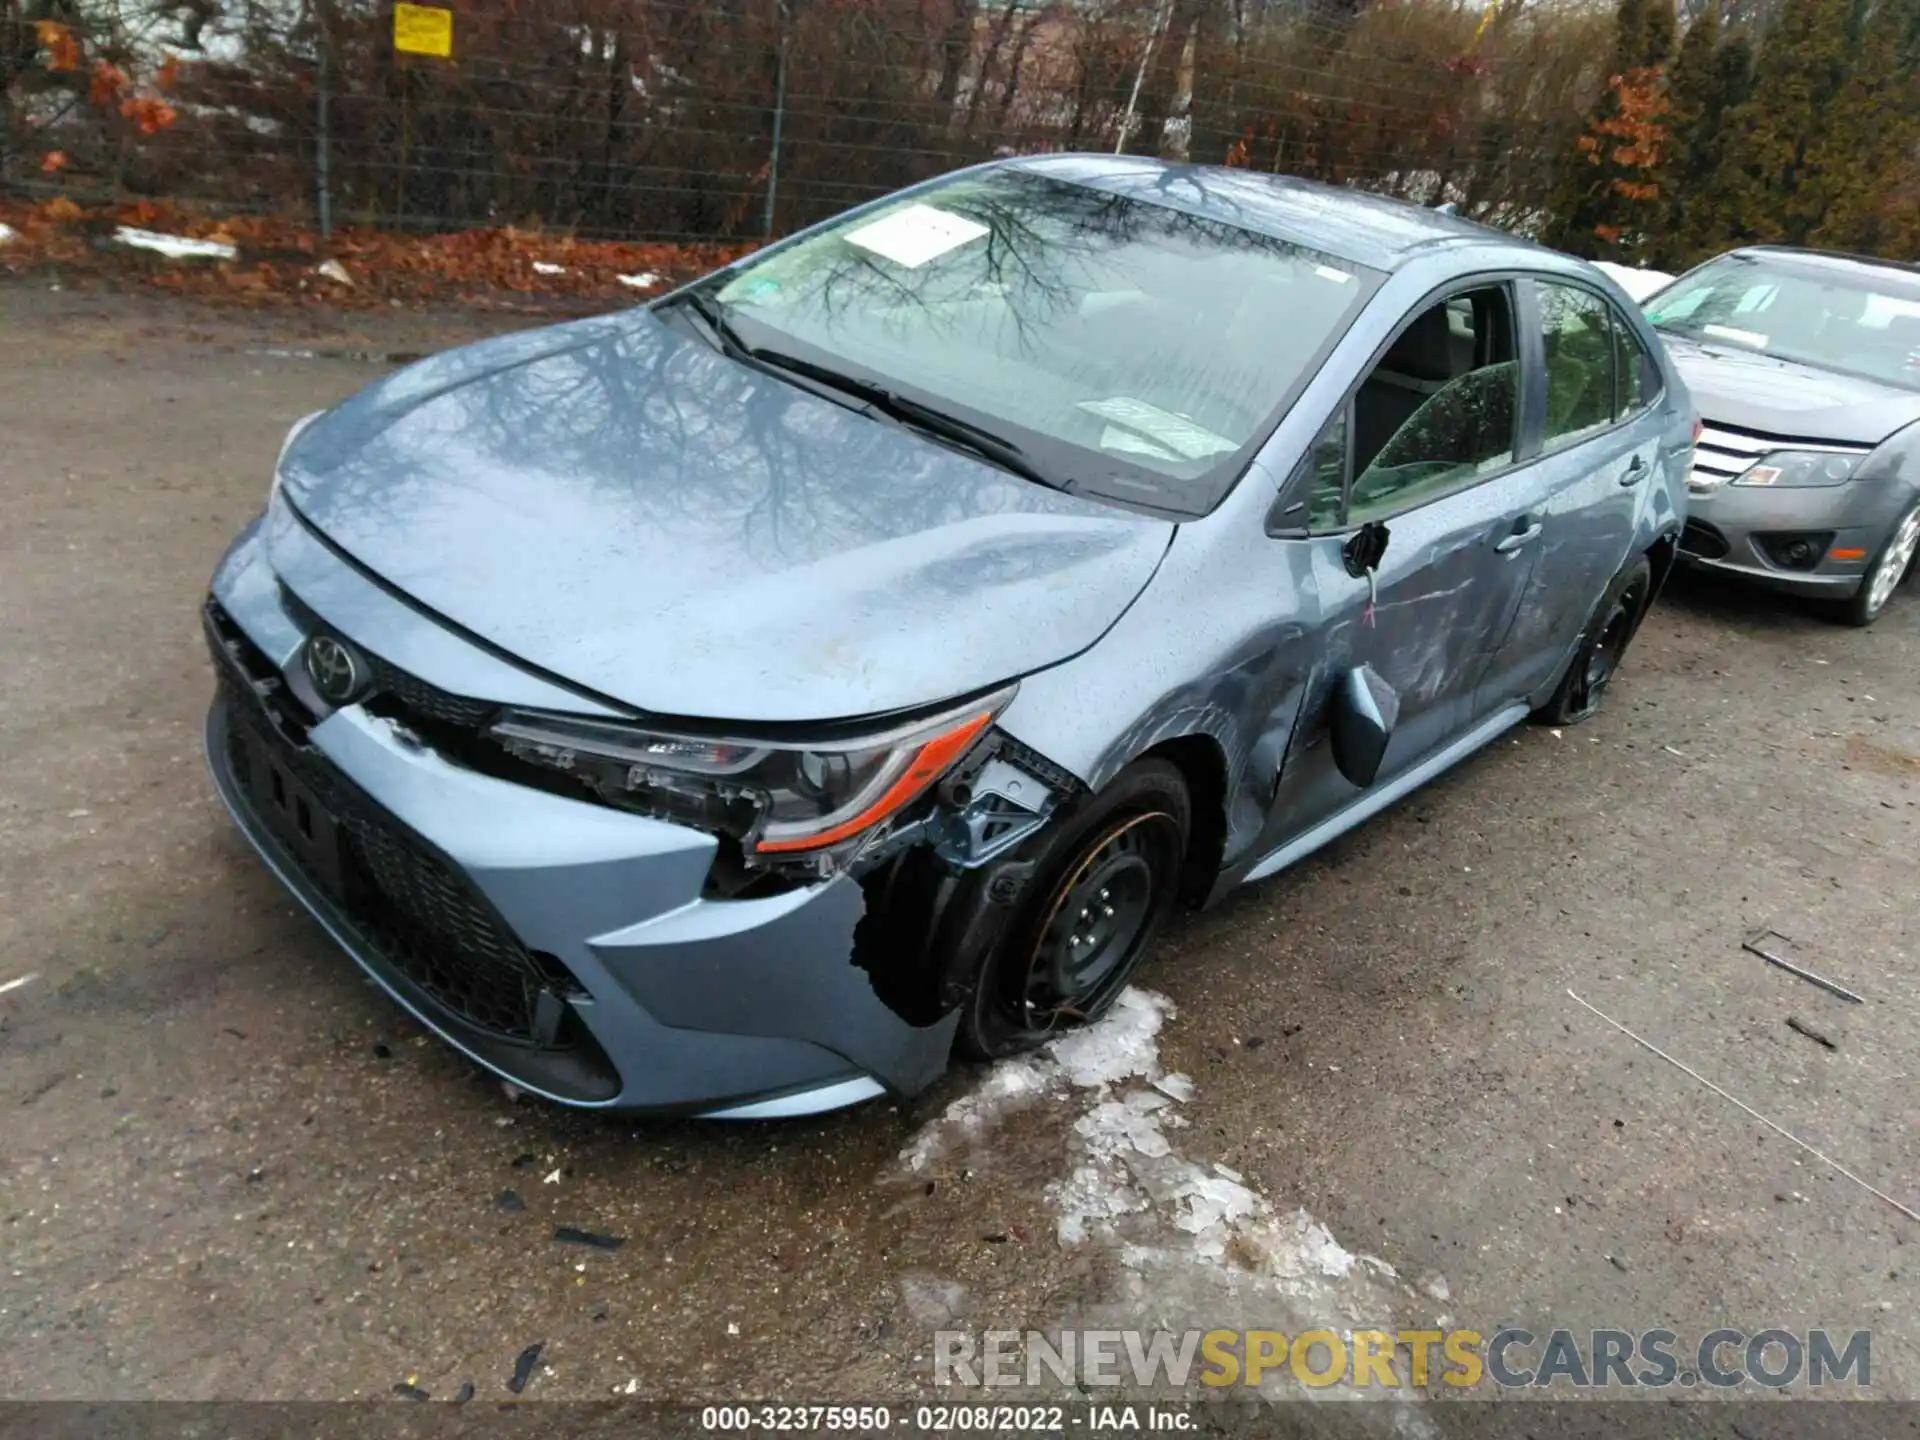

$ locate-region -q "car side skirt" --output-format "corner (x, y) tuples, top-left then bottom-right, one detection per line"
(1234, 701), (1531, 889)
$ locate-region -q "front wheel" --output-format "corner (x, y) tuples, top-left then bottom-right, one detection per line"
(1833, 500), (1920, 627)
(952, 758), (1190, 1061)
(1533, 555), (1653, 726)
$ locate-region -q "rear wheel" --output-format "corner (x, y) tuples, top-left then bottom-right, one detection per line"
(1533, 555), (1652, 726)
(1834, 500), (1920, 627)
(953, 759), (1190, 1061)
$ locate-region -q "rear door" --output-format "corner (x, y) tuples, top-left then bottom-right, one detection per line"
(1480, 277), (1665, 706)
(1260, 280), (1549, 844)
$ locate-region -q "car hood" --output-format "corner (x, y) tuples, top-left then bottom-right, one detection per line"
(1662, 333), (1920, 445)
(276, 310), (1176, 723)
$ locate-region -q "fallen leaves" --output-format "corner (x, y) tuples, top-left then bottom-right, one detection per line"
(0, 196), (750, 311)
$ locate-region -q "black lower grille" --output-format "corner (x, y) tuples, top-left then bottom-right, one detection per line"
(212, 630), (587, 1049)
(1680, 519), (1729, 560)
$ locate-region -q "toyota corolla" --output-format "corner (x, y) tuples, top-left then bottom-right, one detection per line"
(202, 156), (1689, 1117)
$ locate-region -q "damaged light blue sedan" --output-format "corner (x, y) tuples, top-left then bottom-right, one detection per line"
(202, 156), (1691, 1117)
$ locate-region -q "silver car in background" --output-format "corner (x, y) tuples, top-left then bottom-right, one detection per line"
(1653, 247), (1920, 624)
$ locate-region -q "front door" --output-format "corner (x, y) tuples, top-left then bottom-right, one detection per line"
(1260, 281), (1549, 848)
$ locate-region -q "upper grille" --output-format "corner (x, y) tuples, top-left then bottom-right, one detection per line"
(1689, 422), (1871, 494)
(274, 584), (499, 732)
(363, 652), (498, 730)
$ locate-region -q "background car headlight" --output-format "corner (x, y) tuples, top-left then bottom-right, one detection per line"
(1733, 450), (1861, 487)
(486, 686), (1013, 856)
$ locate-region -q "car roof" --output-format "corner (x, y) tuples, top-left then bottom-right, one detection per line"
(1004, 153), (1547, 272)
(1728, 245), (1920, 291)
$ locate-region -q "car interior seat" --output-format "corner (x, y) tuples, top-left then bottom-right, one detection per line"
(1355, 306), (1457, 471)
(1360, 359), (1519, 494)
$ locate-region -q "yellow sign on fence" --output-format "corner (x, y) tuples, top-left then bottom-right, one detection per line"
(393, 3), (453, 57)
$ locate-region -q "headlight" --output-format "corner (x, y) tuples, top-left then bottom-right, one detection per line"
(486, 686), (1014, 857)
(1732, 450), (1862, 487)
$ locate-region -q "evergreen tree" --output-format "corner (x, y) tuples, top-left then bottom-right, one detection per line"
(1679, 30), (1758, 258)
(1808, 0), (1920, 251)
(1651, 4), (1722, 266)
(1712, 0), (1855, 246)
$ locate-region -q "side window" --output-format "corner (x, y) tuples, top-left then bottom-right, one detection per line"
(1300, 408), (1349, 531)
(1347, 285), (1519, 524)
(1538, 282), (1617, 450)
(1610, 307), (1657, 418)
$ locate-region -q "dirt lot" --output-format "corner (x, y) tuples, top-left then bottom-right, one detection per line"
(1, 284), (1915, 1423)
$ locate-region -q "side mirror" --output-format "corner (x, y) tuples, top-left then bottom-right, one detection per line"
(1330, 664), (1399, 788)
(1342, 520), (1390, 578)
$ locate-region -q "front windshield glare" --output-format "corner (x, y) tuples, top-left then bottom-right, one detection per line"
(1646, 254), (1920, 392)
(707, 169), (1380, 512)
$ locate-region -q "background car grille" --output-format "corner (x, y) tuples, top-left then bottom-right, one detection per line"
(207, 598), (587, 1048)
(1689, 422), (1871, 494)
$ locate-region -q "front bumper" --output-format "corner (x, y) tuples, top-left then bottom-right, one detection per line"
(202, 521), (956, 1117)
(1677, 479), (1907, 599)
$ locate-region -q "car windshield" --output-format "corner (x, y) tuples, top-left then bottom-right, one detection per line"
(1645, 252), (1920, 393)
(696, 168), (1382, 514)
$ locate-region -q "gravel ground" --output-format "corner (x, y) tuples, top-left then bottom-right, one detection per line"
(1, 285), (1914, 1421)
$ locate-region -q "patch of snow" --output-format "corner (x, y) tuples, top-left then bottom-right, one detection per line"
(532, 260), (567, 276)
(1151, 1072), (1195, 1103)
(900, 1274), (971, 1326)
(114, 226), (236, 261)
(617, 271), (662, 290)
(896, 1055), (1054, 1174)
(891, 989), (1431, 1410)
(0, 223), (15, 246)
(0, 973), (39, 997)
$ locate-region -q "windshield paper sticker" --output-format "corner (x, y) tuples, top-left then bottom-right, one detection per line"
(844, 204), (991, 269)
(1314, 264), (1355, 284)
(1079, 397), (1238, 461)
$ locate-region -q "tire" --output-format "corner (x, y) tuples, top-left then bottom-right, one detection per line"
(1532, 555), (1653, 726)
(952, 758), (1190, 1061)
(1832, 500), (1920, 628)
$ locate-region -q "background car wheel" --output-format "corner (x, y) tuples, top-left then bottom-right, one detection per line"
(1532, 555), (1652, 726)
(953, 758), (1190, 1061)
(1833, 501), (1920, 627)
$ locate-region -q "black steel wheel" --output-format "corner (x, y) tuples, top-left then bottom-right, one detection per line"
(955, 759), (1190, 1060)
(1533, 555), (1652, 726)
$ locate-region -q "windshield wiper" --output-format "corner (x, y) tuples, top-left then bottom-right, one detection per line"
(751, 349), (1068, 493)
(668, 289), (752, 360)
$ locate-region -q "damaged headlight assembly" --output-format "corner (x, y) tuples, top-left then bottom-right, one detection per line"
(484, 685), (1016, 870)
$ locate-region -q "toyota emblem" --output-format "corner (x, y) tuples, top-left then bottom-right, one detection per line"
(304, 633), (368, 706)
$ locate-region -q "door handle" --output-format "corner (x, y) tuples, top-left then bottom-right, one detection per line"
(1495, 522), (1543, 555)
(1619, 454), (1648, 487)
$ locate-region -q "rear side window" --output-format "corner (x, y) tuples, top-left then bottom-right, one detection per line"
(1611, 313), (1658, 418)
(1537, 283), (1616, 450)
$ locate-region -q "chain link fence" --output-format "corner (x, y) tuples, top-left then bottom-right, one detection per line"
(3, 0), (1613, 245)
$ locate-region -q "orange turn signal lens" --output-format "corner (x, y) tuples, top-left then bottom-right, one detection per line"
(753, 710), (995, 853)
(1831, 547), (1867, 561)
